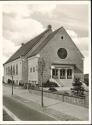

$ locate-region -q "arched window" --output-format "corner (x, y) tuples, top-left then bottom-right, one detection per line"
(11, 66), (12, 75)
(13, 65), (15, 75)
(16, 64), (18, 75)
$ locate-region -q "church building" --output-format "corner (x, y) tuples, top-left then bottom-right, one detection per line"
(3, 25), (84, 87)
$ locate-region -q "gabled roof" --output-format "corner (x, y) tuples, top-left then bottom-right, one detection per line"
(4, 28), (51, 64)
(4, 26), (84, 65)
(28, 27), (84, 59)
(28, 27), (61, 58)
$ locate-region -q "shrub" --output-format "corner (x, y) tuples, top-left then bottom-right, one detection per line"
(43, 80), (59, 87)
(71, 78), (85, 97)
(19, 82), (24, 86)
(84, 74), (89, 86)
(48, 87), (57, 92)
(23, 83), (27, 89)
(8, 79), (12, 84)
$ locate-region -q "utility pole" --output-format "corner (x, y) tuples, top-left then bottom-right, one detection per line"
(11, 66), (13, 95)
(11, 75), (13, 95)
(41, 73), (43, 107)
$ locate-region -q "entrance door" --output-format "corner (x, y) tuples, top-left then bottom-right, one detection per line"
(60, 69), (66, 79)
(51, 65), (74, 87)
(67, 69), (72, 79)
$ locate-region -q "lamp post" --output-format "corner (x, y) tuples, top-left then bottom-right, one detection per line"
(11, 66), (13, 95)
(11, 75), (13, 95)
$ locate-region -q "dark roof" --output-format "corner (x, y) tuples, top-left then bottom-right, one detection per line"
(4, 26), (83, 65)
(28, 27), (61, 57)
(4, 28), (51, 64)
(29, 27), (84, 59)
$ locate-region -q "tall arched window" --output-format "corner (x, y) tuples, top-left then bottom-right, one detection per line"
(16, 64), (18, 75)
(11, 66), (12, 75)
(13, 65), (15, 75)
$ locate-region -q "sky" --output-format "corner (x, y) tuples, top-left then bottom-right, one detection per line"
(2, 2), (90, 74)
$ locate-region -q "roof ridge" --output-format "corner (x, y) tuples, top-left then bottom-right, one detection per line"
(28, 27), (62, 58)
(4, 28), (52, 65)
(24, 29), (52, 56)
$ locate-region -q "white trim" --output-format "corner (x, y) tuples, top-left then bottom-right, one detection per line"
(3, 105), (20, 121)
(28, 54), (40, 61)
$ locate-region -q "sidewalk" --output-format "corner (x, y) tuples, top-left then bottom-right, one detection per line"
(3, 85), (89, 121)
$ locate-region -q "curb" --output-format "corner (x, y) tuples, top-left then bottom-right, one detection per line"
(3, 105), (21, 121)
(10, 95), (79, 121)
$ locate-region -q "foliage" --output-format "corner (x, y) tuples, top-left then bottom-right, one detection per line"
(48, 87), (57, 92)
(8, 79), (12, 84)
(43, 80), (59, 87)
(7, 79), (14, 85)
(84, 74), (89, 86)
(19, 82), (24, 86)
(71, 78), (85, 97)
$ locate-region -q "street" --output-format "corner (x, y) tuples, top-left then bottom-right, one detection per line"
(3, 95), (56, 121)
(3, 84), (89, 121)
(3, 110), (14, 121)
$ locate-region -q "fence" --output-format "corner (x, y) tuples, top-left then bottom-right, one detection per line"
(29, 89), (88, 108)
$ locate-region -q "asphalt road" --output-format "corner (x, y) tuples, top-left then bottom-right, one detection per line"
(3, 110), (14, 121)
(3, 95), (56, 121)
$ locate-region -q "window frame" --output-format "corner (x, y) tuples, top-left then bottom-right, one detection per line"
(67, 69), (72, 79)
(60, 69), (66, 79)
(33, 67), (35, 72)
(52, 68), (58, 79)
(16, 64), (18, 75)
(30, 67), (32, 72)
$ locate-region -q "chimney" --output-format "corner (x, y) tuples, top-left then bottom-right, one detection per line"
(47, 25), (52, 30)
(21, 43), (24, 46)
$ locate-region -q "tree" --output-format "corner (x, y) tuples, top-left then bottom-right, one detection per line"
(71, 78), (85, 96)
(84, 74), (89, 86)
(38, 58), (45, 107)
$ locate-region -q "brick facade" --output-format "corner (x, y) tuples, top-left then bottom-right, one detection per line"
(38, 27), (84, 87)
(3, 26), (84, 87)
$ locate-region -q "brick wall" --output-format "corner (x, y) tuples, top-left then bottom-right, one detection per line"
(29, 89), (88, 108)
(38, 27), (83, 86)
(22, 58), (28, 83)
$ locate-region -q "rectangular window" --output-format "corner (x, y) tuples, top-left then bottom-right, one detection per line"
(8, 67), (11, 75)
(13, 65), (15, 75)
(67, 69), (72, 79)
(8, 67), (9, 75)
(52, 69), (58, 79)
(33, 67), (35, 72)
(16, 64), (18, 75)
(30, 67), (32, 72)
(11, 66), (12, 75)
(60, 69), (66, 79)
